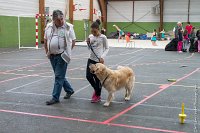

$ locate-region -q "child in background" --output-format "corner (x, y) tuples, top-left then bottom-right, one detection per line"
(113, 25), (125, 42)
(151, 29), (157, 46)
(196, 28), (200, 53)
(177, 28), (183, 53)
(160, 29), (165, 41)
(183, 30), (189, 52)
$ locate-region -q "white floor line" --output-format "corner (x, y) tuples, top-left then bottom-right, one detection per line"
(0, 49), (23, 55)
(6, 91), (200, 112)
(107, 48), (144, 58)
(74, 84), (90, 94)
(128, 56), (145, 65)
(6, 78), (48, 92)
(114, 49), (144, 66)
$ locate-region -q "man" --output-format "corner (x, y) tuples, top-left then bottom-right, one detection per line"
(173, 22), (184, 38)
(44, 10), (76, 105)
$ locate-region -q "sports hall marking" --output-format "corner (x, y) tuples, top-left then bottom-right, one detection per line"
(1, 62), (48, 73)
(3, 92), (200, 113)
(131, 53), (195, 67)
(0, 65), (86, 85)
(0, 49), (26, 55)
(0, 109), (187, 133)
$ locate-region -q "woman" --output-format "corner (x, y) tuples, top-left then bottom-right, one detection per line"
(183, 30), (189, 52)
(86, 20), (109, 103)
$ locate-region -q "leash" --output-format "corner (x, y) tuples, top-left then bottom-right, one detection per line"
(101, 74), (109, 86)
(88, 44), (100, 62)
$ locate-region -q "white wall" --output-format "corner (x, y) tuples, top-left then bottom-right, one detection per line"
(107, 0), (200, 22)
(107, 1), (159, 22)
(0, 0), (38, 17)
(45, 0), (66, 16)
(187, 0), (200, 22)
(163, 0), (200, 22)
(163, 0), (188, 22)
(134, 1), (159, 22)
(107, 1), (133, 22)
(73, 0), (90, 20)
(93, 0), (101, 21)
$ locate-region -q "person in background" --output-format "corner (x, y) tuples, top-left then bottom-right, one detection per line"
(189, 27), (196, 52)
(185, 22), (193, 38)
(177, 28), (183, 53)
(182, 30), (189, 52)
(196, 27), (200, 53)
(151, 29), (157, 46)
(101, 27), (106, 35)
(113, 24), (125, 42)
(86, 20), (109, 103)
(127, 32), (131, 38)
(160, 29), (165, 41)
(44, 10), (76, 105)
(173, 22), (184, 38)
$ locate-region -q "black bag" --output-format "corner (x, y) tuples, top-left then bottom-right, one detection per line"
(189, 40), (198, 52)
(165, 38), (178, 51)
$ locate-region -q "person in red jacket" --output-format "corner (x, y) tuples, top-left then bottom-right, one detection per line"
(185, 22), (193, 38)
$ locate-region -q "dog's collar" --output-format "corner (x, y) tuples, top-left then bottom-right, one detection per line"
(101, 74), (109, 86)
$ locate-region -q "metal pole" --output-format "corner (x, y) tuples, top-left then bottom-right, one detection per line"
(132, 0), (134, 23)
(159, 0), (164, 32)
(187, 0), (191, 22)
(18, 16), (21, 49)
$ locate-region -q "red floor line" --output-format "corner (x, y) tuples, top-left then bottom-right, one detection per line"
(0, 75), (33, 84)
(109, 123), (187, 133)
(0, 109), (187, 133)
(103, 68), (199, 124)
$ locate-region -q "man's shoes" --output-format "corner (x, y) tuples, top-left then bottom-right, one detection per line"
(64, 91), (74, 99)
(46, 99), (59, 105)
(182, 49), (187, 52)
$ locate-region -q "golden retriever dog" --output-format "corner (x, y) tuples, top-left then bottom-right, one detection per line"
(89, 63), (135, 107)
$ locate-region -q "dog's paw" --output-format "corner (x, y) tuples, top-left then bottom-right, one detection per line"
(103, 102), (110, 107)
(125, 97), (130, 101)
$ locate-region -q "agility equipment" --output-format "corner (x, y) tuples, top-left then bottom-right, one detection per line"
(167, 79), (176, 82)
(179, 103), (187, 124)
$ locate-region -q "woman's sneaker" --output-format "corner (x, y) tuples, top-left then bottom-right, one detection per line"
(91, 95), (101, 103)
(92, 91), (96, 99)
